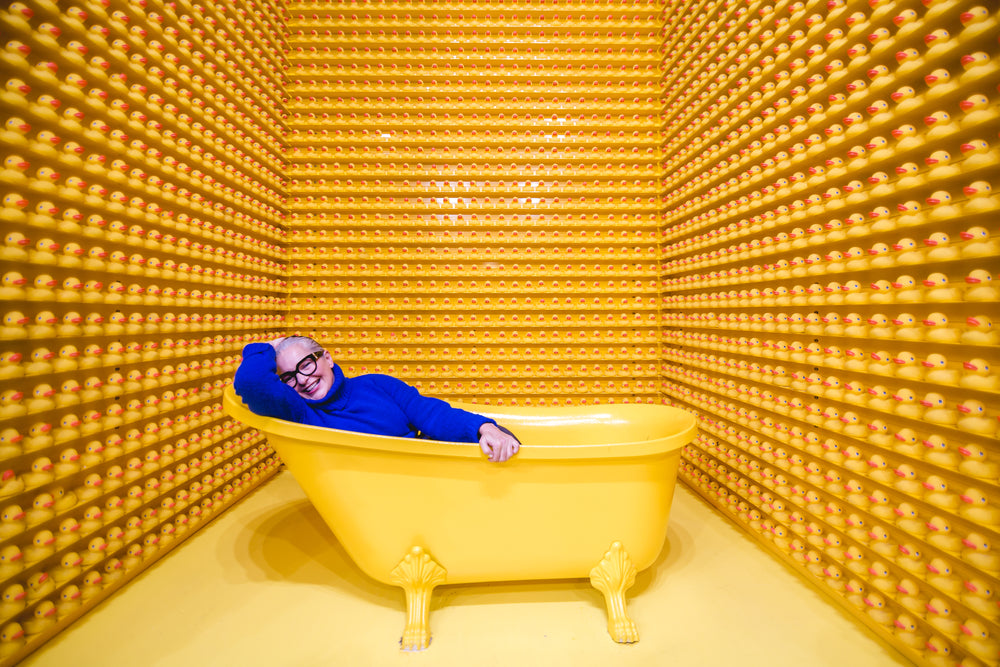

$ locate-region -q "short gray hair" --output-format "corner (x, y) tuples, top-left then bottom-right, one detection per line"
(275, 336), (323, 355)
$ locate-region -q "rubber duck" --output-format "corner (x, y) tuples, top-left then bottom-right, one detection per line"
(55, 584), (82, 620)
(901, 351), (936, 383)
(893, 614), (929, 652)
(50, 550), (84, 585)
(893, 238), (924, 265)
(78, 571), (103, 604)
(0, 582), (26, 622)
(962, 181), (1000, 216)
(26, 310), (57, 339)
(959, 618), (1000, 665)
(959, 5), (999, 38)
(74, 473), (103, 503)
(25, 491), (55, 527)
(924, 477), (961, 512)
(922, 273), (961, 302)
(957, 400), (996, 436)
(22, 457), (53, 490)
(960, 228), (1000, 259)
(958, 93), (999, 130)
(959, 51), (999, 85)
(866, 315), (893, 340)
(0, 503), (25, 540)
(925, 597), (962, 638)
(925, 194), (960, 224)
(962, 315), (997, 345)
(103, 558), (124, 586)
(960, 358), (998, 391)
(961, 491), (1000, 529)
(54, 515), (80, 550)
(893, 388), (925, 420)
(921, 356), (959, 388)
(25, 383), (55, 414)
(80, 537), (107, 567)
(892, 274), (924, 303)
(23, 529), (56, 565)
(22, 599), (56, 637)
(894, 466), (925, 499)
(891, 123), (923, 151)
(960, 578), (998, 624)
(893, 314), (923, 343)
(921, 312), (959, 343)
(0, 544), (25, 584)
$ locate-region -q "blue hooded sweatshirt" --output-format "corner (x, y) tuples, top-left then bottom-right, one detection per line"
(233, 343), (494, 443)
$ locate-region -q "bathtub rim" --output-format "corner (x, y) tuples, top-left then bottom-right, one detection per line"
(223, 386), (697, 461)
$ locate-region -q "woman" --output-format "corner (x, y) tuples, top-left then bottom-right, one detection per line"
(234, 336), (521, 462)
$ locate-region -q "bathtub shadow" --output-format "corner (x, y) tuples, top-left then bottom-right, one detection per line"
(234, 498), (402, 610)
(233, 491), (698, 616)
(437, 514), (696, 614)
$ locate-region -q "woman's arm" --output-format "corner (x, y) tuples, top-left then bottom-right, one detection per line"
(367, 374), (495, 443)
(233, 342), (307, 422)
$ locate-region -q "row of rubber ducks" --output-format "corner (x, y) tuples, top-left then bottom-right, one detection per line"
(0, 457), (278, 655)
(0, 399), (235, 470)
(686, 422), (1000, 552)
(663, 133), (1000, 234)
(0, 341), (241, 375)
(0, 401), (230, 467)
(667, 362), (1000, 437)
(670, 226), (1000, 276)
(688, 418), (999, 513)
(675, 385), (994, 488)
(0, 219), (284, 265)
(666, 217), (999, 266)
(0, 109), (284, 213)
(684, 459), (1000, 664)
(687, 355), (999, 430)
(0, 273), (283, 310)
(0, 454), (268, 545)
(0, 28), (288, 176)
(0, 438), (270, 547)
(0, 309), (283, 340)
(0, 372), (230, 426)
(285, 195), (663, 209)
(658, 38), (999, 172)
(668, 269), (998, 306)
(669, 342), (998, 392)
(284, 262), (660, 277)
(0, 196), (284, 269)
(665, 310), (998, 345)
(685, 415), (1000, 564)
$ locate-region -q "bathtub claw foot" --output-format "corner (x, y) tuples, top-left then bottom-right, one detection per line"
(590, 541), (639, 644)
(390, 546), (447, 651)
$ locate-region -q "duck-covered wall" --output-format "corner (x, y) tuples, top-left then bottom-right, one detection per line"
(0, 0), (287, 662)
(0, 0), (998, 665)
(663, 1), (1000, 665)
(280, 3), (665, 403)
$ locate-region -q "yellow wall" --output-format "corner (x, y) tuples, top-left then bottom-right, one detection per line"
(1, 0), (999, 665)
(0, 1), (286, 662)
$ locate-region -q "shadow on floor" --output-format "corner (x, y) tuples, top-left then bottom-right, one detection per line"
(228, 479), (697, 621)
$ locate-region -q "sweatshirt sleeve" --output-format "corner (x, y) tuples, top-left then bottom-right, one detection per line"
(233, 342), (308, 422)
(367, 374), (495, 443)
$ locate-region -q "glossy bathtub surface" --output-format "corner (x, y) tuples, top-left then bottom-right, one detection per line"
(223, 387), (697, 586)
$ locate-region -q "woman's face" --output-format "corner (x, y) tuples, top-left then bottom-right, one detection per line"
(276, 344), (334, 400)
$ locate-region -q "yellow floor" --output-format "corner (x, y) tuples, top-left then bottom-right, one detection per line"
(24, 471), (912, 667)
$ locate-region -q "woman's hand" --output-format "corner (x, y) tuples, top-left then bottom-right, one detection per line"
(478, 423), (520, 462)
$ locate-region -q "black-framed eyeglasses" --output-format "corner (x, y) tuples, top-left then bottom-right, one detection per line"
(278, 351), (324, 388)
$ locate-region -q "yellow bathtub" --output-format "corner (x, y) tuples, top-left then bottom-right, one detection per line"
(222, 387), (697, 649)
